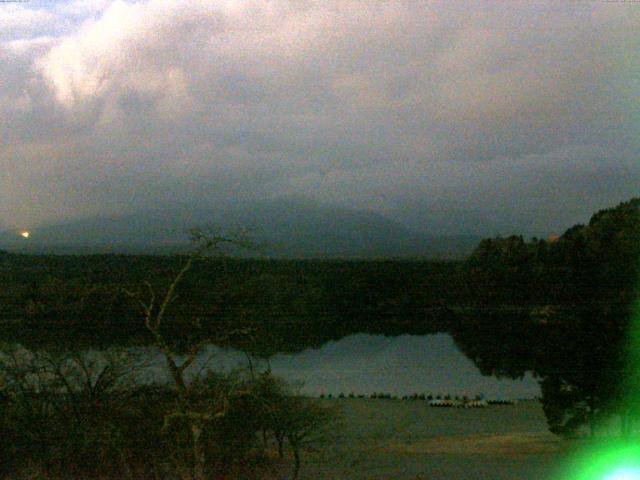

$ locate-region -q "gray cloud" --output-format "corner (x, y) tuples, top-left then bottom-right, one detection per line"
(1, 0), (638, 234)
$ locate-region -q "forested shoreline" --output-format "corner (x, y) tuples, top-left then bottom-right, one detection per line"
(1, 197), (639, 440)
(0, 247), (576, 352)
(0, 255), (464, 352)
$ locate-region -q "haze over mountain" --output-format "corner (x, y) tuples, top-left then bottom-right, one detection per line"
(0, 197), (480, 259)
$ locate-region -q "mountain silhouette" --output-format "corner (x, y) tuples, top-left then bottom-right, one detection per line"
(0, 198), (480, 258)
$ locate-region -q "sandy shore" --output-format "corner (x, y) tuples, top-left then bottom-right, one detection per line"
(297, 398), (565, 479)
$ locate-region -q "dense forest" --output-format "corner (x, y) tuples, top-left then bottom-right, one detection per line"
(455, 197), (640, 436)
(0, 253), (463, 353)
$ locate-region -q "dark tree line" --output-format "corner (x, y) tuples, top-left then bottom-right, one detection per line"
(455, 197), (640, 436)
(0, 255), (462, 353)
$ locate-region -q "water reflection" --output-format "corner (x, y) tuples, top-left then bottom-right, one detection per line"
(136, 333), (540, 398)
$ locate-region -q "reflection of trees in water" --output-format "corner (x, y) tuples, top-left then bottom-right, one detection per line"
(457, 198), (640, 437)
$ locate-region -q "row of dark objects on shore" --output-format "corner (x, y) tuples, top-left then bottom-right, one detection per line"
(318, 392), (517, 406)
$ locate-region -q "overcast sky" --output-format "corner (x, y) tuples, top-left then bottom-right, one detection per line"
(1, 0), (638, 236)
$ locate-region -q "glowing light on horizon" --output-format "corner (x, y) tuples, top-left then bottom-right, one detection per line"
(20, 230), (30, 239)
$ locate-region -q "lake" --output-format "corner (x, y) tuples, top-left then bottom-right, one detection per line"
(136, 333), (540, 399)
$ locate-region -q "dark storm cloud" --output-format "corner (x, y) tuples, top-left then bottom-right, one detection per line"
(1, 0), (638, 233)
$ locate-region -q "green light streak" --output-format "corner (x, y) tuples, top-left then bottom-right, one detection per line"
(604, 468), (640, 480)
(555, 204), (640, 479)
(554, 440), (640, 480)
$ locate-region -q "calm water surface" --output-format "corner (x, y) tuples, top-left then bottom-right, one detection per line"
(138, 333), (540, 399)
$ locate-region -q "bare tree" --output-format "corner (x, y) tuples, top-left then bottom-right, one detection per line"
(284, 396), (335, 479)
(0, 345), (140, 478)
(124, 228), (254, 480)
